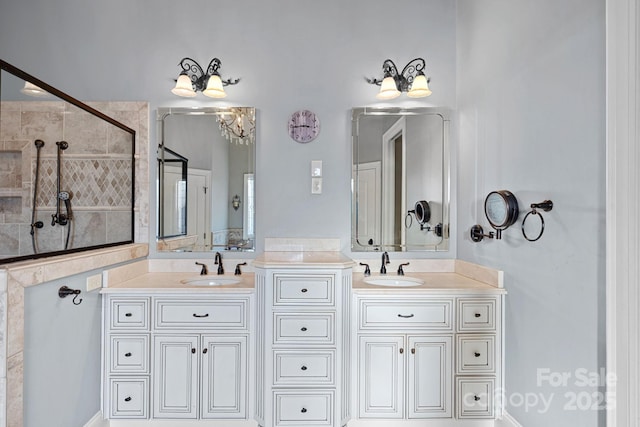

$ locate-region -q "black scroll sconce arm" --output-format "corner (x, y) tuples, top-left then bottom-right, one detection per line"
(58, 285), (83, 305)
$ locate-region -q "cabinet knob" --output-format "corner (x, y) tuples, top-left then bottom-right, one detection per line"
(474, 352), (481, 357)
(125, 313), (132, 317)
(301, 365), (308, 371)
(203, 348), (208, 354)
(301, 288), (308, 293)
(301, 408), (307, 413)
(474, 395), (481, 401)
(411, 348), (415, 354)
(124, 396), (132, 402)
(399, 348), (404, 354)
(192, 348), (196, 354)
(301, 327), (308, 332)
(475, 313), (481, 318)
(124, 352), (132, 357)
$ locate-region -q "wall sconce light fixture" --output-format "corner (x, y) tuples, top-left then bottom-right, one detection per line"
(366, 58), (432, 100)
(171, 57), (240, 98)
(232, 194), (241, 211)
(21, 81), (48, 97)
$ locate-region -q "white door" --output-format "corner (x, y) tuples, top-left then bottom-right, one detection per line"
(201, 335), (247, 419)
(187, 168), (211, 248)
(354, 162), (381, 247)
(153, 335), (199, 419)
(407, 335), (452, 418)
(358, 335), (404, 418)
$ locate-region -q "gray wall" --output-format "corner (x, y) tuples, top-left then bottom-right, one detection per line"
(456, 0), (605, 425)
(24, 275), (102, 427)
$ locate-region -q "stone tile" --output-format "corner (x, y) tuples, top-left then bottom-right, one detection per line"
(6, 351), (22, 427)
(0, 226), (19, 256)
(69, 211), (106, 248)
(106, 210), (133, 244)
(63, 104), (108, 155)
(6, 281), (24, 358)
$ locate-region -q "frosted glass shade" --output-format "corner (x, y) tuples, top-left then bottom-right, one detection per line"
(407, 74), (432, 98)
(203, 75), (227, 98)
(21, 81), (48, 97)
(171, 74), (197, 97)
(376, 76), (401, 100)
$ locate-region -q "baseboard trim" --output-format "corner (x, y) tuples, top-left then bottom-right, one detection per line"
(84, 412), (108, 427)
(496, 411), (522, 427)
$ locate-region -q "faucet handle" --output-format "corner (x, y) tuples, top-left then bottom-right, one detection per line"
(397, 262), (410, 276)
(359, 262), (371, 276)
(235, 262), (247, 275)
(195, 262), (208, 275)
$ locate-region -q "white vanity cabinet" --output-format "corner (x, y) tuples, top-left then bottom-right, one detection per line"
(254, 258), (353, 427)
(353, 290), (503, 424)
(102, 291), (253, 422)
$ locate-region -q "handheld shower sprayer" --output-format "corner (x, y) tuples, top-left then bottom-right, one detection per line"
(51, 141), (73, 249)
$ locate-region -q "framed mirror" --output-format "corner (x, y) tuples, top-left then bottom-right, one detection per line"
(157, 107), (255, 252)
(351, 107), (449, 252)
(0, 60), (135, 263)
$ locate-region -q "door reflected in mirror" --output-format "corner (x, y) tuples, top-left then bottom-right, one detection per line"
(157, 107), (255, 252)
(352, 107), (449, 252)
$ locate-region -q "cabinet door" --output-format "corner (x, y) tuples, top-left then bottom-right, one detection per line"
(201, 335), (248, 419)
(358, 335), (404, 418)
(407, 335), (452, 418)
(153, 335), (199, 419)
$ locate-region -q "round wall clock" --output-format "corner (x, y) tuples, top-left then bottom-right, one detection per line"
(288, 109), (320, 143)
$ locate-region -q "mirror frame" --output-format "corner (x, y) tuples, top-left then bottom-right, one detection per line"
(156, 107), (256, 253)
(351, 106), (450, 252)
(0, 60), (136, 264)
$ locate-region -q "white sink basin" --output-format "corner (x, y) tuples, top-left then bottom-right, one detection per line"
(181, 276), (241, 286)
(363, 276), (424, 287)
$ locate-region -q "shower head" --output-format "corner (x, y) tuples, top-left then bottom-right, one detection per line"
(56, 140), (69, 150)
(34, 139), (45, 149)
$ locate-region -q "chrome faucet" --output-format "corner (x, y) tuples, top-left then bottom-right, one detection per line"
(214, 252), (224, 274)
(195, 261), (208, 275)
(380, 251), (390, 274)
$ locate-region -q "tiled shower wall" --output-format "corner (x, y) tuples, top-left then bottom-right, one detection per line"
(0, 101), (148, 259)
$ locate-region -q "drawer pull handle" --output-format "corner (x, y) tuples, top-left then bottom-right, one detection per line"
(474, 395), (481, 401)
(301, 327), (308, 332)
(475, 313), (481, 318)
(124, 396), (132, 402)
(191, 348), (196, 354)
(301, 408), (307, 413)
(125, 313), (132, 317)
(203, 348), (208, 354)
(124, 352), (132, 357)
(474, 352), (481, 357)
(399, 348), (404, 354)
(193, 313), (209, 318)
(397, 314), (414, 318)
(301, 288), (308, 293)
(301, 365), (308, 371)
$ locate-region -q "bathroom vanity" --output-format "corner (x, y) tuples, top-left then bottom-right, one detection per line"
(100, 257), (504, 427)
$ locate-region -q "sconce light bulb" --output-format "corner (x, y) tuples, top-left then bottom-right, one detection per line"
(203, 74), (227, 98)
(407, 73), (432, 98)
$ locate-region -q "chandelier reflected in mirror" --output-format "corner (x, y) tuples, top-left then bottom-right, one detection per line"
(217, 107), (255, 145)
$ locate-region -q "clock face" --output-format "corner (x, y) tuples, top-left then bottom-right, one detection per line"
(288, 110), (320, 143)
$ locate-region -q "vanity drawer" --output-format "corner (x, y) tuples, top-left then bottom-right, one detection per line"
(457, 335), (496, 374)
(274, 350), (335, 386)
(273, 273), (335, 306)
(154, 298), (248, 330)
(458, 298), (497, 332)
(109, 335), (149, 374)
(109, 377), (149, 419)
(358, 298), (453, 330)
(456, 378), (495, 419)
(109, 298), (150, 330)
(273, 313), (335, 345)
(274, 390), (334, 426)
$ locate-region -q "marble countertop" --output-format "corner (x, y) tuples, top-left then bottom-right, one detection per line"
(352, 272), (506, 294)
(101, 272), (255, 293)
(253, 251), (355, 268)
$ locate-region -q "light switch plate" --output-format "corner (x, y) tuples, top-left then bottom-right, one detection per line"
(311, 160), (322, 177)
(312, 177), (322, 194)
(86, 273), (102, 291)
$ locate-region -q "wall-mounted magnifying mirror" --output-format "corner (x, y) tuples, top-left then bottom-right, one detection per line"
(157, 107), (255, 252)
(351, 107), (449, 252)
